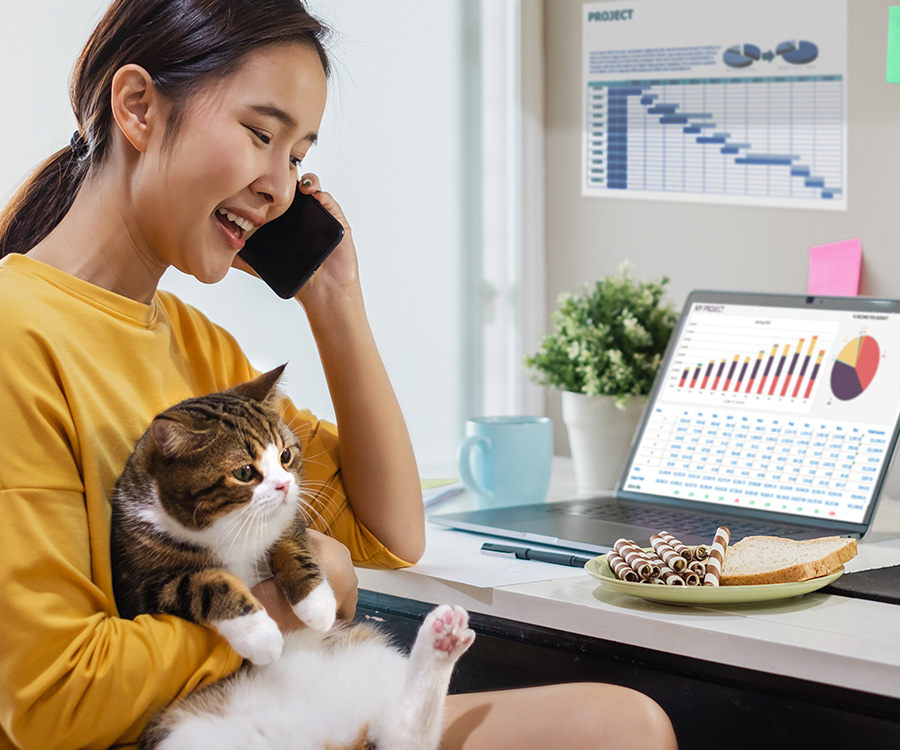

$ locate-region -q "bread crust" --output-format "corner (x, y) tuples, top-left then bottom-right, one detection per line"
(721, 536), (858, 585)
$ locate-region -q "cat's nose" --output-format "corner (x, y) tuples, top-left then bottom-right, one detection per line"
(273, 474), (292, 494)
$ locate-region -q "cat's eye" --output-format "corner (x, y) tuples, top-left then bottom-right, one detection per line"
(280, 448), (292, 465)
(232, 465), (255, 482)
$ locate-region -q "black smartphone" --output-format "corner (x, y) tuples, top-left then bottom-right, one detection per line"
(238, 188), (344, 299)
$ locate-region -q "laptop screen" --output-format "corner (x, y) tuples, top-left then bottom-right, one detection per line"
(618, 292), (900, 529)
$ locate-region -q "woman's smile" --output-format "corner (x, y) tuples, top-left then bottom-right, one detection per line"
(214, 207), (260, 249)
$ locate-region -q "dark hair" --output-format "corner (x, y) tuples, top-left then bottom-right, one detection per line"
(0, 0), (330, 257)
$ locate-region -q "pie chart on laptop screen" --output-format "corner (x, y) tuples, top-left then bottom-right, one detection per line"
(830, 335), (880, 400)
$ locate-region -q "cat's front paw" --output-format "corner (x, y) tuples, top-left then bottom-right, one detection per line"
(417, 604), (475, 661)
(291, 580), (337, 632)
(215, 609), (284, 665)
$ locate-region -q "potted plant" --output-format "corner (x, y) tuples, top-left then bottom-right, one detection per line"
(524, 263), (677, 493)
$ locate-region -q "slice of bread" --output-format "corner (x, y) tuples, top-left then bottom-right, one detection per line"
(721, 536), (857, 585)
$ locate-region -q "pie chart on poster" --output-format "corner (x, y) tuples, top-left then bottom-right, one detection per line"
(830, 336), (880, 400)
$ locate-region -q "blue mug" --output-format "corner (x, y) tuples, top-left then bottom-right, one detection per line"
(457, 416), (553, 508)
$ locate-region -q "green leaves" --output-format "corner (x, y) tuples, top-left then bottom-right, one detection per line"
(524, 264), (677, 408)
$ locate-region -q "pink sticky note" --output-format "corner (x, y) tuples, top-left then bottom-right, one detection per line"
(807, 239), (862, 296)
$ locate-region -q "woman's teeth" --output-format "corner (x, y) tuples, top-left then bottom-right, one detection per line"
(216, 208), (255, 233)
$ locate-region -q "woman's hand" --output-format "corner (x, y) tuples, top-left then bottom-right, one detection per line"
(250, 530), (358, 633)
(308, 529), (359, 619)
(293, 172), (361, 304)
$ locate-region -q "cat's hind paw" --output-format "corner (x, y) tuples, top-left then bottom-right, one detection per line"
(291, 580), (337, 632)
(214, 609), (283, 665)
(417, 605), (475, 661)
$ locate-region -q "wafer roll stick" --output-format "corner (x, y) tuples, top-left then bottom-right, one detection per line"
(702, 526), (730, 586)
(646, 550), (683, 586)
(613, 539), (659, 580)
(645, 549), (664, 568)
(688, 560), (706, 577)
(655, 531), (693, 561)
(693, 544), (710, 561)
(657, 563), (686, 586)
(621, 547), (658, 581)
(606, 550), (639, 582)
(649, 534), (688, 572)
(682, 570), (701, 586)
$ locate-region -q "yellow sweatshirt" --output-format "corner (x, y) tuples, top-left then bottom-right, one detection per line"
(0, 254), (407, 749)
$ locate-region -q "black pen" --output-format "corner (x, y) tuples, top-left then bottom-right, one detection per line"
(481, 542), (592, 568)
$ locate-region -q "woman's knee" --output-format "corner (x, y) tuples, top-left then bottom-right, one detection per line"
(565, 683), (678, 750)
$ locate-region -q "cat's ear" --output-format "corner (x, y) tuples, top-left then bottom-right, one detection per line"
(229, 364), (287, 405)
(150, 416), (206, 459)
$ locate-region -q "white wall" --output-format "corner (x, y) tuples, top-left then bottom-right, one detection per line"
(0, 4), (107, 194)
(1, 0), (475, 476)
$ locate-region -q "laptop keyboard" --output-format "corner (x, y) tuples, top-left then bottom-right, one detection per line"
(547, 498), (807, 540)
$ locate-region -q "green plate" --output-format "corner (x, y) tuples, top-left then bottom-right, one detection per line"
(585, 553), (844, 605)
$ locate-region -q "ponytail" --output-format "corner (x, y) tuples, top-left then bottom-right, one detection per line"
(0, 138), (89, 257)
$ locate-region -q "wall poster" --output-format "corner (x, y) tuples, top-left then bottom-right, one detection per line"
(582, 0), (848, 210)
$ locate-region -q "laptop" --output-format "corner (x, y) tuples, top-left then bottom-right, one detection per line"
(433, 290), (900, 554)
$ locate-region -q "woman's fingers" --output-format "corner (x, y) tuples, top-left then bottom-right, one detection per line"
(298, 172), (321, 193)
(307, 529), (358, 619)
(298, 172), (348, 227)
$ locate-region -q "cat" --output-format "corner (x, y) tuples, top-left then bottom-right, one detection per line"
(140, 604), (474, 750)
(110, 366), (475, 749)
(111, 364), (337, 661)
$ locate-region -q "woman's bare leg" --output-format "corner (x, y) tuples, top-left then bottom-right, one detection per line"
(442, 683), (677, 750)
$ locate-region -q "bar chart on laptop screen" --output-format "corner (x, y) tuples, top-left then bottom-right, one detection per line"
(582, 0), (848, 210)
(622, 303), (900, 525)
(660, 313), (840, 412)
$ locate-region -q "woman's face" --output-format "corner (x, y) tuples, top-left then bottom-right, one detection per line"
(133, 43), (328, 283)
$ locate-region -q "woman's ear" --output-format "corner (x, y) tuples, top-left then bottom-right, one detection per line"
(110, 64), (159, 153)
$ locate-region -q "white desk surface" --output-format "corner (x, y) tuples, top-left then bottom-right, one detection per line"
(356, 458), (900, 701)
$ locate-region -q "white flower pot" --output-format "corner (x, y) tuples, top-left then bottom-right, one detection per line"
(561, 391), (645, 495)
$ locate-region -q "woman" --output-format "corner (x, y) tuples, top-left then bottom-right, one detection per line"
(0, 1), (676, 747)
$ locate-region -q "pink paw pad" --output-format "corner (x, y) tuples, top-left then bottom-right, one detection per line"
(428, 605), (474, 654)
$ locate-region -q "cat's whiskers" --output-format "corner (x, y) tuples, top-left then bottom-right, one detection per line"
(212, 502), (258, 562)
(296, 477), (345, 497)
(253, 494), (279, 555)
(283, 413), (313, 437)
(294, 491), (326, 528)
(296, 487), (341, 530)
(298, 445), (337, 471)
(296, 470), (338, 507)
(191, 503), (208, 530)
(300, 479), (347, 514)
(296, 479), (337, 498)
(238, 506), (262, 579)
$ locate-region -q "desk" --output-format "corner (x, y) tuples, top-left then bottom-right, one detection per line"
(356, 459), (900, 748)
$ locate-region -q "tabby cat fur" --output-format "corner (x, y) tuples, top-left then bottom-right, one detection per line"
(110, 366), (474, 749)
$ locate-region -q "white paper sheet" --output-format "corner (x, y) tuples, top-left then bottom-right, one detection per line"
(410, 525), (591, 588)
